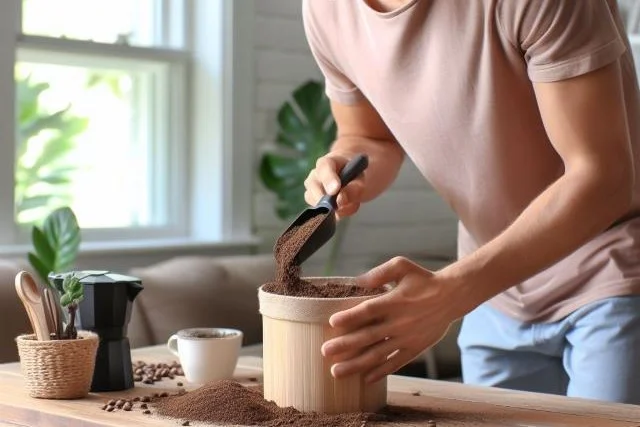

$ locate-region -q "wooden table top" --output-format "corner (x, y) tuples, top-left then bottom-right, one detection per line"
(0, 345), (639, 426)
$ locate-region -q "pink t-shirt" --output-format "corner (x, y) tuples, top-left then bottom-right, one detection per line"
(303, 0), (640, 322)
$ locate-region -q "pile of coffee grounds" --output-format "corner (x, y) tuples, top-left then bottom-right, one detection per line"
(268, 213), (383, 298)
(153, 380), (370, 426)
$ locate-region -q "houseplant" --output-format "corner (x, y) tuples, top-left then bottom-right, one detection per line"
(16, 206), (97, 399)
(28, 206), (83, 339)
(259, 80), (349, 274)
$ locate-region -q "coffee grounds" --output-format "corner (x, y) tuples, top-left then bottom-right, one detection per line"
(264, 279), (382, 298)
(273, 213), (326, 294)
(269, 213), (383, 298)
(153, 380), (369, 426)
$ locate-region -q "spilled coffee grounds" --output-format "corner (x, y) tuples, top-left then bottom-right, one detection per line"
(153, 380), (369, 426)
(267, 213), (382, 298)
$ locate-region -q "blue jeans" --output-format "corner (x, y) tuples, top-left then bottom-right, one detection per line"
(457, 296), (640, 404)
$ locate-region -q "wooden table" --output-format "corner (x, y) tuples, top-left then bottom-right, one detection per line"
(0, 345), (639, 426)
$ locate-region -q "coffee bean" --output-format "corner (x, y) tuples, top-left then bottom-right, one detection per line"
(106, 406), (115, 412)
(123, 402), (132, 411)
(248, 377), (257, 382)
(133, 396), (141, 402)
(182, 422), (190, 426)
(427, 421), (436, 426)
(177, 382), (183, 387)
(134, 368), (143, 375)
(143, 378), (154, 384)
(152, 393), (159, 398)
(169, 374), (175, 379)
(115, 400), (125, 408)
(140, 403), (148, 409)
(411, 390), (421, 396)
(107, 399), (116, 406)
(101, 404), (108, 410)
(143, 410), (151, 415)
(176, 388), (186, 395)
(170, 367), (177, 375)
(141, 396), (151, 402)
(134, 375), (142, 382)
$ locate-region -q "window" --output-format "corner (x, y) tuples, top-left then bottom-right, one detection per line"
(0, 0), (256, 248)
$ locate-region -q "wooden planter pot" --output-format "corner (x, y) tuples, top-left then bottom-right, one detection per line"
(258, 277), (387, 414)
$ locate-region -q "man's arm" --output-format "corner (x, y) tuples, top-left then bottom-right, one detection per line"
(304, 98), (405, 216)
(442, 60), (635, 309)
(321, 60), (636, 384)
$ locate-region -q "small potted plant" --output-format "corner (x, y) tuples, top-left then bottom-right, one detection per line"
(15, 207), (99, 399)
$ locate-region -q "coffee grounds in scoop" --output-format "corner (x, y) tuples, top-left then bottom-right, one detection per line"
(269, 213), (382, 298)
(272, 213), (326, 294)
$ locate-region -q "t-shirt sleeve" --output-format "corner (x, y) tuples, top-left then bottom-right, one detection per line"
(497, 0), (627, 82)
(301, 0), (363, 104)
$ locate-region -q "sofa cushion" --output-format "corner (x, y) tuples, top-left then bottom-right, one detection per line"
(0, 259), (37, 363)
(129, 254), (275, 348)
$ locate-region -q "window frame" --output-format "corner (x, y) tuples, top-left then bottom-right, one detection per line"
(0, 0), (257, 251)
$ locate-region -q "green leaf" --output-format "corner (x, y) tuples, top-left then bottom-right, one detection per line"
(71, 291), (84, 304)
(37, 207), (81, 275)
(28, 252), (52, 286)
(292, 81), (325, 126)
(18, 195), (56, 212)
(59, 293), (71, 307)
(31, 226), (55, 266)
(19, 109), (68, 141)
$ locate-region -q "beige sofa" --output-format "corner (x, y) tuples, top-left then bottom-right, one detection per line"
(0, 254), (461, 380)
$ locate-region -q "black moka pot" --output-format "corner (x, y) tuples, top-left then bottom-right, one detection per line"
(49, 270), (143, 392)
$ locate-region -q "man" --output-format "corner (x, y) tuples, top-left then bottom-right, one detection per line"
(301, 0), (640, 403)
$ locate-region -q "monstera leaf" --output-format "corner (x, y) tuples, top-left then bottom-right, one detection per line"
(259, 80), (337, 219)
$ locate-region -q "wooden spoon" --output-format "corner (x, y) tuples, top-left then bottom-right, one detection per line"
(44, 287), (63, 339)
(15, 271), (51, 341)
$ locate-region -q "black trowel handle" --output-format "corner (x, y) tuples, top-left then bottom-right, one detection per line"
(318, 154), (369, 210)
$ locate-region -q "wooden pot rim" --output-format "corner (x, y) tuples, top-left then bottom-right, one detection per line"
(258, 277), (384, 323)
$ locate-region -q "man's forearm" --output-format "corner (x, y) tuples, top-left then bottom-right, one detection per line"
(331, 136), (404, 202)
(439, 166), (633, 317)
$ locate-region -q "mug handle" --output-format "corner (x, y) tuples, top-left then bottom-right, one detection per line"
(167, 334), (180, 357)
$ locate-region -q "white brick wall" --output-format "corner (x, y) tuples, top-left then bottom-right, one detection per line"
(251, 0), (457, 275)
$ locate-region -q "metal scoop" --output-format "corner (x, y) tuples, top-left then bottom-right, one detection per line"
(280, 153), (369, 264)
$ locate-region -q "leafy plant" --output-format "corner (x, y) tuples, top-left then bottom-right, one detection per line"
(27, 206), (83, 340)
(259, 80), (349, 274)
(15, 75), (88, 225)
(59, 273), (84, 340)
(28, 206), (82, 287)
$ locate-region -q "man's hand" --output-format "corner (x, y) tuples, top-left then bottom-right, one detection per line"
(303, 98), (405, 218)
(321, 257), (469, 384)
(304, 153), (366, 218)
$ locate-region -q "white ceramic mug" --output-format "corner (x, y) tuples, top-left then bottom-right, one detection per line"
(167, 327), (243, 384)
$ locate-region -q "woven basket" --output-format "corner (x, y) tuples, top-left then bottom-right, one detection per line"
(16, 330), (99, 399)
